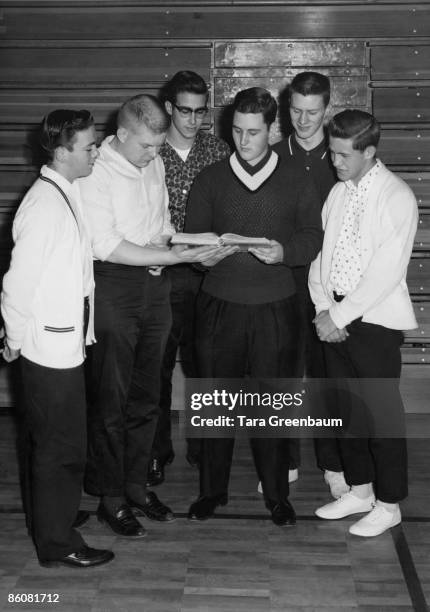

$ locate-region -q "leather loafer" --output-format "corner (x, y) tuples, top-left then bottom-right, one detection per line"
(146, 458), (165, 487)
(73, 510), (90, 529)
(188, 494), (228, 521)
(269, 500), (296, 527)
(97, 502), (147, 538)
(127, 491), (175, 522)
(40, 545), (114, 568)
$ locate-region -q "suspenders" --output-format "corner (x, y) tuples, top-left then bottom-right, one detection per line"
(39, 174), (79, 229)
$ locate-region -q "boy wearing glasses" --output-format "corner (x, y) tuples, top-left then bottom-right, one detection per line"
(147, 71), (230, 486)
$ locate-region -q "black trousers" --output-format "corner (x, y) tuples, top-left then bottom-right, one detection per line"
(293, 266), (343, 472)
(323, 318), (408, 503)
(20, 357), (86, 561)
(195, 292), (299, 504)
(152, 264), (203, 464)
(85, 262), (171, 497)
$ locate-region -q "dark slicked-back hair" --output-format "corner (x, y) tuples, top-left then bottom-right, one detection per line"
(232, 87), (277, 127)
(162, 70), (208, 103)
(118, 94), (170, 134)
(328, 109), (380, 151)
(40, 109), (94, 161)
(289, 71), (331, 107)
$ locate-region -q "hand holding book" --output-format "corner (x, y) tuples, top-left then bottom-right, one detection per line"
(170, 232), (271, 250)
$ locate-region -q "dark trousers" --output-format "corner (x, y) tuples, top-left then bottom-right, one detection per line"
(85, 262), (171, 497)
(324, 318), (408, 503)
(152, 264), (202, 464)
(20, 357), (86, 561)
(293, 266), (343, 472)
(195, 292), (299, 504)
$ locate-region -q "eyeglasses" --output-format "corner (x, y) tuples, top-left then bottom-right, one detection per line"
(172, 103), (208, 118)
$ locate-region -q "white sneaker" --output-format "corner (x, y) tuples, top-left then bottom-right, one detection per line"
(315, 491), (375, 520)
(349, 503), (401, 537)
(324, 470), (350, 499)
(289, 469), (299, 483)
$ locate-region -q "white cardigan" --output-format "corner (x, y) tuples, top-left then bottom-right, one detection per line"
(308, 161), (418, 331)
(1, 167), (95, 368)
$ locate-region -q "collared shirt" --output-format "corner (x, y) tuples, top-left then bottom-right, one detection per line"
(78, 136), (173, 261)
(330, 160), (382, 295)
(273, 133), (337, 205)
(160, 130), (230, 232)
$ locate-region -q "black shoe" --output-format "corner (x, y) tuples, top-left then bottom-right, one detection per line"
(73, 510), (90, 529)
(269, 500), (296, 527)
(97, 503), (147, 538)
(188, 494), (228, 521)
(40, 546), (114, 568)
(146, 458), (165, 487)
(127, 491), (175, 522)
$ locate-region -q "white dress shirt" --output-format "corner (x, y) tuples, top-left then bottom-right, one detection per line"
(78, 136), (174, 261)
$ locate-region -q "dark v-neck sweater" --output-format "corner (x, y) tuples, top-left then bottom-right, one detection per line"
(184, 150), (323, 304)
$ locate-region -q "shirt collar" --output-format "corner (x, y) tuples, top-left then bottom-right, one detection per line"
(164, 129), (204, 158)
(235, 147), (272, 176)
(289, 133), (329, 160)
(345, 159), (382, 193)
(40, 165), (74, 197)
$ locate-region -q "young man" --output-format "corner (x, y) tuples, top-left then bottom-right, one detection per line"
(1, 110), (113, 568)
(185, 87), (323, 526)
(147, 71), (230, 486)
(309, 109), (418, 536)
(79, 94), (219, 538)
(273, 71), (346, 497)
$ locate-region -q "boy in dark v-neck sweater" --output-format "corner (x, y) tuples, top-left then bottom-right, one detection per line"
(185, 87), (323, 527)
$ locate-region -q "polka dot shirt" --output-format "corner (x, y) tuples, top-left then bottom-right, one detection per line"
(330, 161), (381, 295)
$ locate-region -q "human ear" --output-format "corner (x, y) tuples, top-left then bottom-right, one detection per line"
(117, 126), (129, 143)
(364, 145), (376, 160)
(54, 146), (68, 163)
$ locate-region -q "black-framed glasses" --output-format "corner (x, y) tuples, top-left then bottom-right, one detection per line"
(172, 103), (208, 118)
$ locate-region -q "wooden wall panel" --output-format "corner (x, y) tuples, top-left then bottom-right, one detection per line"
(402, 348), (429, 365)
(0, 168), (38, 207)
(373, 88), (430, 124)
(378, 130), (430, 167)
(0, 90), (156, 127)
(408, 258), (430, 296)
(404, 302), (430, 343)
(371, 45), (430, 81)
(416, 211), (430, 250)
(400, 364), (430, 414)
(0, 47), (211, 86)
(214, 41), (365, 68)
(399, 173), (430, 208)
(2, 6), (429, 40)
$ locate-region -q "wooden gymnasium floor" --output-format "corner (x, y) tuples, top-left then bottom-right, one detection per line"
(0, 409), (429, 612)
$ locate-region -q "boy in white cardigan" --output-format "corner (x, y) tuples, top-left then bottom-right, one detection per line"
(1, 110), (114, 567)
(309, 109), (418, 537)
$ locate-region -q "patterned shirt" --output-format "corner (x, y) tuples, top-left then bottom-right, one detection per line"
(160, 130), (230, 232)
(330, 160), (382, 295)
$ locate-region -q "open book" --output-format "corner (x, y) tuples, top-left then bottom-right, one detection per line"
(170, 232), (271, 249)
